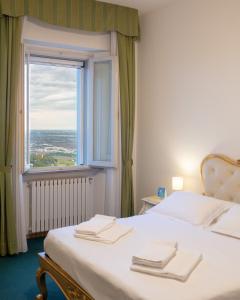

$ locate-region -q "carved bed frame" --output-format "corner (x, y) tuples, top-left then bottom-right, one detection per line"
(201, 154), (240, 203)
(36, 252), (94, 300)
(36, 153), (240, 300)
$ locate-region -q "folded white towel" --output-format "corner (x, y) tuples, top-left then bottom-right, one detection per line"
(75, 214), (116, 235)
(132, 240), (177, 268)
(131, 249), (202, 282)
(74, 223), (133, 244)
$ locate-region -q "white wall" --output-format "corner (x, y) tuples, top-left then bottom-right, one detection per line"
(137, 0), (240, 210)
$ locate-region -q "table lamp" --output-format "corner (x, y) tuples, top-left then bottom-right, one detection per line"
(172, 177), (183, 191)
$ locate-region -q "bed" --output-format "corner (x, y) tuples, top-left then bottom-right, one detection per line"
(36, 154), (240, 300)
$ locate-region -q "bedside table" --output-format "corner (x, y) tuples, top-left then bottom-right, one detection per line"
(139, 195), (163, 214)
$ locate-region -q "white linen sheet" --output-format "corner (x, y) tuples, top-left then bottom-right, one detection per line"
(44, 213), (240, 300)
(132, 239), (177, 268)
(75, 215), (116, 235)
(74, 223), (133, 244)
(131, 249), (202, 282)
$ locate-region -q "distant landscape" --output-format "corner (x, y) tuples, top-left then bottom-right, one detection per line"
(30, 130), (77, 168)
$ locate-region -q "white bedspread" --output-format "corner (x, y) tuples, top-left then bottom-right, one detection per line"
(44, 213), (240, 300)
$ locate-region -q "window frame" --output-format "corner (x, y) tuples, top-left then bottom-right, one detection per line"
(24, 52), (85, 172)
(87, 56), (118, 168)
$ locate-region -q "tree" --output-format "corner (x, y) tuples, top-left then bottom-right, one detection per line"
(30, 153), (58, 167)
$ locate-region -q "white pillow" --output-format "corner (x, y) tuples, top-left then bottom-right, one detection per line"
(147, 191), (231, 226)
(211, 204), (240, 238)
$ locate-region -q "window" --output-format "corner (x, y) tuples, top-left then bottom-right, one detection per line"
(24, 52), (117, 171)
(88, 57), (118, 167)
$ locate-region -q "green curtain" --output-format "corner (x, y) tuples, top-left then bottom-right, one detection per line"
(0, 0), (139, 38)
(0, 15), (22, 255)
(118, 33), (135, 217)
(0, 1), (138, 249)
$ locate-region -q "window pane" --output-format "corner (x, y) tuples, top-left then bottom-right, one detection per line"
(93, 60), (112, 161)
(28, 63), (78, 168)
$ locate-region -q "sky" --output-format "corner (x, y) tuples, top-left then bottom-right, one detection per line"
(29, 63), (77, 130)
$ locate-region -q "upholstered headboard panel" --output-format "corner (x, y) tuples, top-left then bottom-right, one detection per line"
(201, 154), (240, 203)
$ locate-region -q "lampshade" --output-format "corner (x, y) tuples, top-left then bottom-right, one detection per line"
(172, 177), (183, 191)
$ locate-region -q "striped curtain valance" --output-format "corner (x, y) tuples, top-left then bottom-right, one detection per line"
(0, 0), (140, 38)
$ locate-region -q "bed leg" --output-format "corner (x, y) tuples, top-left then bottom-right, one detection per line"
(36, 267), (48, 300)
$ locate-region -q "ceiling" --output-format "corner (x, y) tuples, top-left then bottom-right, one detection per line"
(102, 0), (174, 15)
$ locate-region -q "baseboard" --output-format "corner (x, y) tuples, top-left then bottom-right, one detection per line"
(27, 231), (48, 239)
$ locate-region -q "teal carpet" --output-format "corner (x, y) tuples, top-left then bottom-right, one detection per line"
(0, 238), (65, 300)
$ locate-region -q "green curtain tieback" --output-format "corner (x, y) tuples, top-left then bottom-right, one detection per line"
(123, 159), (133, 167)
(0, 165), (12, 173)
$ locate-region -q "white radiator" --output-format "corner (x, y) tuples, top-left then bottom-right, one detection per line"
(30, 177), (94, 233)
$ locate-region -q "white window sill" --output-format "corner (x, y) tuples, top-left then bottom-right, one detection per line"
(22, 165), (103, 181)
(23, 165), (91, 175)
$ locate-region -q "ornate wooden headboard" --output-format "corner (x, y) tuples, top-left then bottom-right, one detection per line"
(201, 154), (240, 203)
